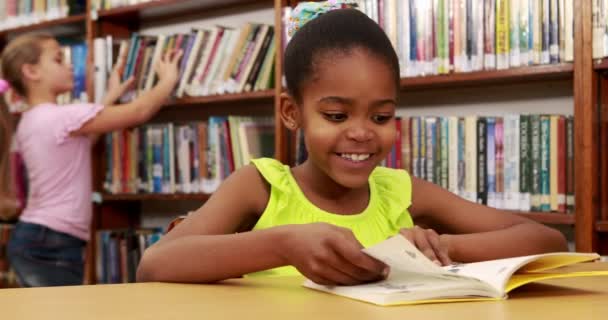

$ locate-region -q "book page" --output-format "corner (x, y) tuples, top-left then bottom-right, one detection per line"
(440, 252), (600, 293)
(363, 236), (492, 287)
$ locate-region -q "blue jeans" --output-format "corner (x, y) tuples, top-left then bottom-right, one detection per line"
(7, 221), (85, 287)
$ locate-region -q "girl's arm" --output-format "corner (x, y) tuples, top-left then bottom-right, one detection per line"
(409, 177), (568, 263)
(73, 49), (182, 136)
(136, 165), (285, 283)
(137, 165), (386, 284)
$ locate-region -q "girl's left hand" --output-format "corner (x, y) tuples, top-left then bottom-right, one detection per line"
(399, 226), (452, 266)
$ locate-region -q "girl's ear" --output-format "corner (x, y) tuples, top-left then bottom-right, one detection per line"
(279, 92), (301, 131)
(21, 63), (41, 82)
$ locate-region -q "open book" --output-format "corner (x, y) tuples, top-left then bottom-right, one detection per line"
(304, 235), (608, 306)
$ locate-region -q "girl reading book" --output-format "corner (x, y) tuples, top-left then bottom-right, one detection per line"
(0, 33), (182, 287)
(137, 1), (567, 286)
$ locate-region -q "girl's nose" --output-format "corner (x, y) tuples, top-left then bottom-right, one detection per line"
(345, 124), (374, 142)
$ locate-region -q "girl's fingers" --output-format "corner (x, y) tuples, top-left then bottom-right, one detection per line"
(171, 49), (183, 64)
(413, 226), (440, 264)
(425, 229), (451, 266)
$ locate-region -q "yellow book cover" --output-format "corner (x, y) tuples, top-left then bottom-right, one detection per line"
(496, 0), (510, 69)
(303, 236), (608, 306)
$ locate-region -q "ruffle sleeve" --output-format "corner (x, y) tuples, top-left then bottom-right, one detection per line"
(56, 103), (104, 144)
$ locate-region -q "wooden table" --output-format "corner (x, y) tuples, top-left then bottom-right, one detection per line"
(1, 263), (608, 319)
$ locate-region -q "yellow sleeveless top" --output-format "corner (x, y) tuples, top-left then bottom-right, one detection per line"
(247, 158), (414, 277)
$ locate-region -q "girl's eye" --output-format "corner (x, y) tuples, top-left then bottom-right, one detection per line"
(372, 114), (393, 124)
(323, 113), (347, 122)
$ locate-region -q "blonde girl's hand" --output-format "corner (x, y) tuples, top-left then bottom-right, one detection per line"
(399, 226), (452, 266)
(154, 49), (183, 86)
(280, 223), (388, 286)
(105, 48), (135, 105)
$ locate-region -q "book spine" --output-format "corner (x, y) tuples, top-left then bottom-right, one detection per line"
(519, 114), (531, 211)
(566, 116), (575, 212)
(426, 118), (436, 184)
(530, 114), (541, 211)
(440, 117), (449, 188)
(486, 117), (495, 207)
(496, 0), (510, 69)
(484, 0), (496, 69)
(457, 117), (466, 198)
(448, 117), (459, 194)
(465, 116), (478, 203)
(550, 115), (559, 211)
(557, 115), (566, 213)
(412, 117), (420, 178)
(539, 115), (551, 211)
(477, 117), (488, 205)
(496, 118), (505, 209)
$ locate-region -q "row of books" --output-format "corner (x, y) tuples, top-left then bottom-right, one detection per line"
(320, 0), (575, 77)
(57, 41), (88, 104)
(0, 224), (18, 288)
(398, 115), (574, 212)
(593, 0), (608, 59)
(103, 116), (275, 195)
(0, 0), (85, 31)
(95, 228), (162, 284)
(91, 0), (154, 12)
(93, 24), (276, 103)
(296, 114), (575, 213)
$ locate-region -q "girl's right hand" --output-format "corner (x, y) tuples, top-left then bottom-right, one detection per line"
(154, 49), (183, 85)
(279, 223), (388, 286)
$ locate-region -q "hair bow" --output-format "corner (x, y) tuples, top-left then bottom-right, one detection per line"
(0, 79), (9, 94)
(287, 0), (359, 37)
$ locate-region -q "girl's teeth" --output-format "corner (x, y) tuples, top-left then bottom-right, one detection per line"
(340, 153), (371, 161)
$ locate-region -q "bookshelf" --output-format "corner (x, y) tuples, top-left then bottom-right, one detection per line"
(0, 14), (87, 38)
(1, 0), (606, 284)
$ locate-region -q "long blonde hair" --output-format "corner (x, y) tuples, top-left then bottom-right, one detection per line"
(0, 33), (54, 220)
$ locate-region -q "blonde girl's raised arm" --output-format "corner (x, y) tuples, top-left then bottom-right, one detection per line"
(72, 49), (183, 136)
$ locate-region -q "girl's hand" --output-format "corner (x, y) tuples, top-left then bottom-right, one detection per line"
(399, 226), (452, 266)
(104, 49), (135, 105)
(154, 49), (183, 86)
(280, 223), (388, 286)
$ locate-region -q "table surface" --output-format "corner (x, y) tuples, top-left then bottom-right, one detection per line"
(1, 262), (607, 320)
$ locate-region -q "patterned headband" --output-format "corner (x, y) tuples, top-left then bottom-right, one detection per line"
(0, 79), (9, 94)
(287, 0), (359, 37)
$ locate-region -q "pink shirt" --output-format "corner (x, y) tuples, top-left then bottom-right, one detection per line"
(16, 103), (104, 241)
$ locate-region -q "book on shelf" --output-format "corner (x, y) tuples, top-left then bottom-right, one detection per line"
(93, 23), (276, 102)
(289, 0), (573, 77)
(304, 235), (608, 306)
(103, 117), (275, 195)
(95, 228), (163, 284)
(363, 114), (574, 213)
(0, 0), (85, 31)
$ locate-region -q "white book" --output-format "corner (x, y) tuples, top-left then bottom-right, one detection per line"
(510, 0), (521, 67)
(176, 30), (205, 98)
(201, 28), (232, 96)
(564, 0), (574, 61)
(304, 235), (606, 306)
(188, 27), (220, 96)
(464, 116), (477, 203)
(93, 38), (107, 104)
(144, 35), (167, 91)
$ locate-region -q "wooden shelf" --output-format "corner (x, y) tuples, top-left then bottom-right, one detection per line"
(594, 59), (608, 71)
(514, 212), (575, 225)
(400, 64), (574, 91)
(597, 221), (608, 232)
(102, 193), (211, 201)
(95, 0), (267, 24)
(169, 90), (275, 107)
(0, 14), (86, 38)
